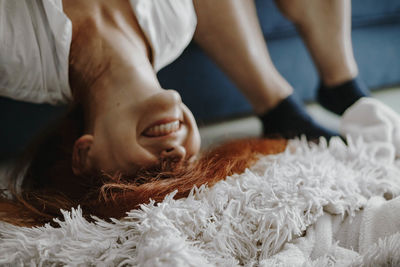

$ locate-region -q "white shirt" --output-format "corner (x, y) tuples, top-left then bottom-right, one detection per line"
(129, 0), (197, 72)
(0, 0), (197, 105)
(0, 0), (72, 105)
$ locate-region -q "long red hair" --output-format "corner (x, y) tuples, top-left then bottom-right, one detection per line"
(0, 111), (287, 226)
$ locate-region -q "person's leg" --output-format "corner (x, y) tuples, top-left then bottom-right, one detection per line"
(193, 0), (338, 140)
(276, 0), (369, 115)
(193, 0), (291, 115)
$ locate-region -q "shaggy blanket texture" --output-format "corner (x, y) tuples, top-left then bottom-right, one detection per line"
(1, 137), (400, 266)
(1, 98), (400, 266)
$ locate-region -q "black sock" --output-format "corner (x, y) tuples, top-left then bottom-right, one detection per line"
(317, 78), (369, 115)
(258, 94), (339, 140)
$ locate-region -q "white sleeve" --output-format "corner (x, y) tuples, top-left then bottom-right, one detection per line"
(0, 0), (72, 105)
(129, 0), (197, 72)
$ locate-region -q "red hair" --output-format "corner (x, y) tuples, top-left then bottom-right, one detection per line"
(0, 113), (287, 226)
(94, 138), (287, 219)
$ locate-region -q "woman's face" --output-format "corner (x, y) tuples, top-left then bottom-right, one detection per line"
(66, 0), (200, 177)
(79, 89), (201, 175)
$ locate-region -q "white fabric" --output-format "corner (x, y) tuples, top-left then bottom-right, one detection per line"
(0, 0), (72, 104)
(341, 97), (400, 157)
(129, 0), (197, 72)
(359, 196), (400, 254)
(1, 137), (400, 266)
(2, 97), (400, 265)
(0, 0), (196, 104)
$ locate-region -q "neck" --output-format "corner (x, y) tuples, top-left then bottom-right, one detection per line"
(64, 0), (160, 129)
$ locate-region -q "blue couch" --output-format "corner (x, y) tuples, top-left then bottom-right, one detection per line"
(1, 0), (400, 160)
(158, 0), (400, 123)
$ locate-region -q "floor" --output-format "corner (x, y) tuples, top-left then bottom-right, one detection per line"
(199, 86), (400, 148)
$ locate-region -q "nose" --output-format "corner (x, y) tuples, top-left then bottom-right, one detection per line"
(165, 89), (182, 103)
(155, 90), (182, 109)
(160, 146), (186, 162)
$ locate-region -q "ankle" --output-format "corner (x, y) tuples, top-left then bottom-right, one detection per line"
(258, 94), (339, 140)
(320, 64), (359, 87)
(253, 90), (292, 115)
(317, 77), (369, 115)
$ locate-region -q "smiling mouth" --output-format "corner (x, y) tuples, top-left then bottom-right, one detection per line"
(142, 120), (181, 137)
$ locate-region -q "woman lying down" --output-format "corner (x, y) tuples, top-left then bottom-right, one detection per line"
(1, 136), (400, 266)
(1, 0), (400, 264)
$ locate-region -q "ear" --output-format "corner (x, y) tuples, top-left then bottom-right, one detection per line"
(72, 134), (94, 176)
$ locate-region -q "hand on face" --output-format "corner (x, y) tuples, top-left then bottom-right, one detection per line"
(72, 89), (201, 176)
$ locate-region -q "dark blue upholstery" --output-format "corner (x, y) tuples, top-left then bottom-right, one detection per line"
(1, 0), (400, 160)
(158, 0), (400, 122)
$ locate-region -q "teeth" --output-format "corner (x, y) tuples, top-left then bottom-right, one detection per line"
(144, 120), (180, 137)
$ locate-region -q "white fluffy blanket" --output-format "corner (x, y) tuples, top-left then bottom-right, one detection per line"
(1, 98), (400, 266)
(1, 137), (400, 266)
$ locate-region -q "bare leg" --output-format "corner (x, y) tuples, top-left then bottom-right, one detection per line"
(193, 0), (292, 114)
(275, 0), (358, 86)
(276, 0), (368, 115)
(193, 0), (338, 140)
